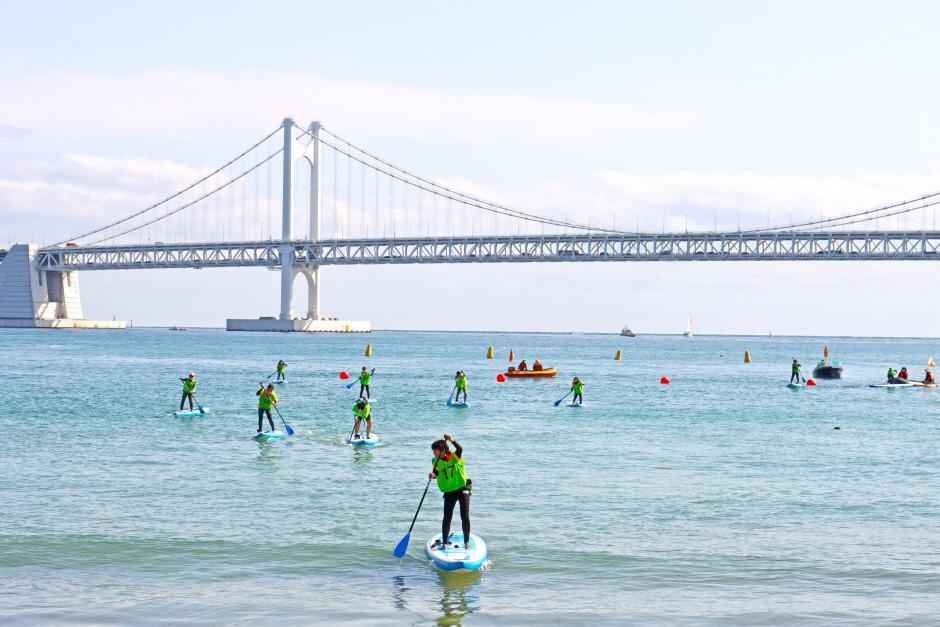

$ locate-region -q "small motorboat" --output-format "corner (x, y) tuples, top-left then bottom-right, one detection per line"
(505, 367), (557, 378)
(812, 344), (842, 379)
(620, 325), (636, 337)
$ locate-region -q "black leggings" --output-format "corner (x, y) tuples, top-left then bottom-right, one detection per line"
(442, 488), (471, 546)
(180, 392), (194, 410)
(573, 392), (582, 404)
(359, 384), (370, 398)
(257, 408), (275, 432)
(455, 388), (467, 402)
(790, 372), (800, 383)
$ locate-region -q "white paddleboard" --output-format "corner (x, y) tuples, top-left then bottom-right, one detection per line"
(174, 408), (210, 417)
(568, 401), (584, 407)
(425, 533), (487, 573)
(448, 400), (470, 408)
(869, 382), (916, 388)
(347, 433), (381, 447)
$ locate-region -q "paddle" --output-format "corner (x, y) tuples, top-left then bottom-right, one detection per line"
(554, 390), (572, 407)
(393, 473), (433, 558)
(273, 405), (295, 436)
(447, 384), (457, 406)
(195, 397), (206, 414)
(264, 370), (277, 381)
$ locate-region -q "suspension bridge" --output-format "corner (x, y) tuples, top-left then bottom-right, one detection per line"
(3, 118), (940, 330)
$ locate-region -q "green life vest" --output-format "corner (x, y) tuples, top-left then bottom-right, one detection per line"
(433, 455), (468, 493)
(183, 378), (197, 394)
(353, 402), (372, 419)
(456, 375), (468, 390)
(359, 372), (372, 385)
(573, 382), (584, 394)
(258, 389), (277, 409)
(277, 362), (286, 373)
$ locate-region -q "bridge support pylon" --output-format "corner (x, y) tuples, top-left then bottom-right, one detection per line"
(226, 118), (371, 333)
(0, 244), (125, 329)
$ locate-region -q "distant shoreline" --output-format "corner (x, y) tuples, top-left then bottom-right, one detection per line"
(108, 326), (940, 340)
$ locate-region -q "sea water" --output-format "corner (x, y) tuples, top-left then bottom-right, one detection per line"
(2, 329), (940, 625)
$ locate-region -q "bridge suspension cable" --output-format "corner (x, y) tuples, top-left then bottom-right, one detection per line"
(50, 125), (283, 247)
(299, 123), (635, 235)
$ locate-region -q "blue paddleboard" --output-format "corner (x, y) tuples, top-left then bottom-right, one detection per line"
(448, 400), (470, 408)
(254, 430), (287, 442)
(425, 533), (487, 573)
(174, 408), (210, 417)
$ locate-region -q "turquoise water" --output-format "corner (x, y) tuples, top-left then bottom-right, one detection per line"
(3, 329), (940, 625)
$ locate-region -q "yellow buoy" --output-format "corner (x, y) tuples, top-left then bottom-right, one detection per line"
(744, 350), (752, 364)
(364, 344), (373, 357)
(486, 345), (494, 359)
(614, 349), (622, 361)
(508, 349), (515, 363)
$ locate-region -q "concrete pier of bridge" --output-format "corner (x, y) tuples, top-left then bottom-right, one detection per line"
(0, 244), (126, 329)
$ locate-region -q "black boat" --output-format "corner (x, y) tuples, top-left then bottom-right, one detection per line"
(813, 360), (843, 379)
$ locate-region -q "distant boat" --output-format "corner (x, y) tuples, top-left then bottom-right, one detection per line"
(169, 326), (188, 332)
(813, 343), (843, 379)
(682, 315), (693, 337)
(620, 325), (636, 337)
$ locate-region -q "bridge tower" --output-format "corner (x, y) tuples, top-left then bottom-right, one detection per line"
(226, 118), (370, 333)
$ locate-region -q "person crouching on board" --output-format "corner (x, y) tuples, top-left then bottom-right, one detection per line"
(430, 434), (472, 549)
(352, 398), (373, 439)
(276, 360), (287, 382)
(256, 383), (278, 433)
(454, 371), (469, 403)
(571, 377), (584, 405)
(179, 372), (197, 411)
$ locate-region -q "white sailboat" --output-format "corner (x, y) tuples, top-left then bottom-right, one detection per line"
(682, 314), (693, 337)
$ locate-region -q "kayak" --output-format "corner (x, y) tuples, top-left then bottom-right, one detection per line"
(174, 408), (209, 417)
(505, 368), (557, 378)
(254, 430), (288, 442)
(425, 533), (488, 573)
(347, 433), (381, 447)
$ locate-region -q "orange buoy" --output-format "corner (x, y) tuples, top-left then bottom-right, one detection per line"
(339, 371), (350, 380)
(496, 373), (507, 383)
(660, 375), (671, 385)
(806, 378), (817, 386)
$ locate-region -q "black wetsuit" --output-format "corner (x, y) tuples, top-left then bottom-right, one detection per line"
(257, 408), (275, 432)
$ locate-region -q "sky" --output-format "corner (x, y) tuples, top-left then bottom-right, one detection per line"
(2, 1), (940, 335)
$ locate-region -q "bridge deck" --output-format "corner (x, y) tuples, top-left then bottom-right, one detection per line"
(33, 231), (940, 271)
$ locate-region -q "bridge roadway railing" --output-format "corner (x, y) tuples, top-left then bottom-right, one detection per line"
(34, 231), (940, 271)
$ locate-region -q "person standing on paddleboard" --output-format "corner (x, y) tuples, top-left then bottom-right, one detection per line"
(256, 383), (278, 433)
(352, 397), (374, 439)
(571, 377), (584, 405)
(358, 367), (374, 399)
(276, 360), (287, 382)
(454, 371), (469, 403)
(430, 434), (472, 549)
(179, 372), (197, 411)
(790, 359), (802, 384)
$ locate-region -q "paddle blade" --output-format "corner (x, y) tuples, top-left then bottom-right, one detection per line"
(393, 532), (411, 558)
(553, 399), (563, 406)
(345, 381), (355, 389)
(285, 424), (295, 436)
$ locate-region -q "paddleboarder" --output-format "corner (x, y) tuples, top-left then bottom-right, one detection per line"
(570, 377), (584, 405)
(790, 359), (802, 384)
(276, 359), (287, 382)
(429, 433), (472, 549)
(358, 366), (374, 399)
(256, 383), (278, 433)
(352, 397), (374, 439)
(454, 371), (469, 404)
(886, 367), (898, 383)
(179, 372), (197, 411)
